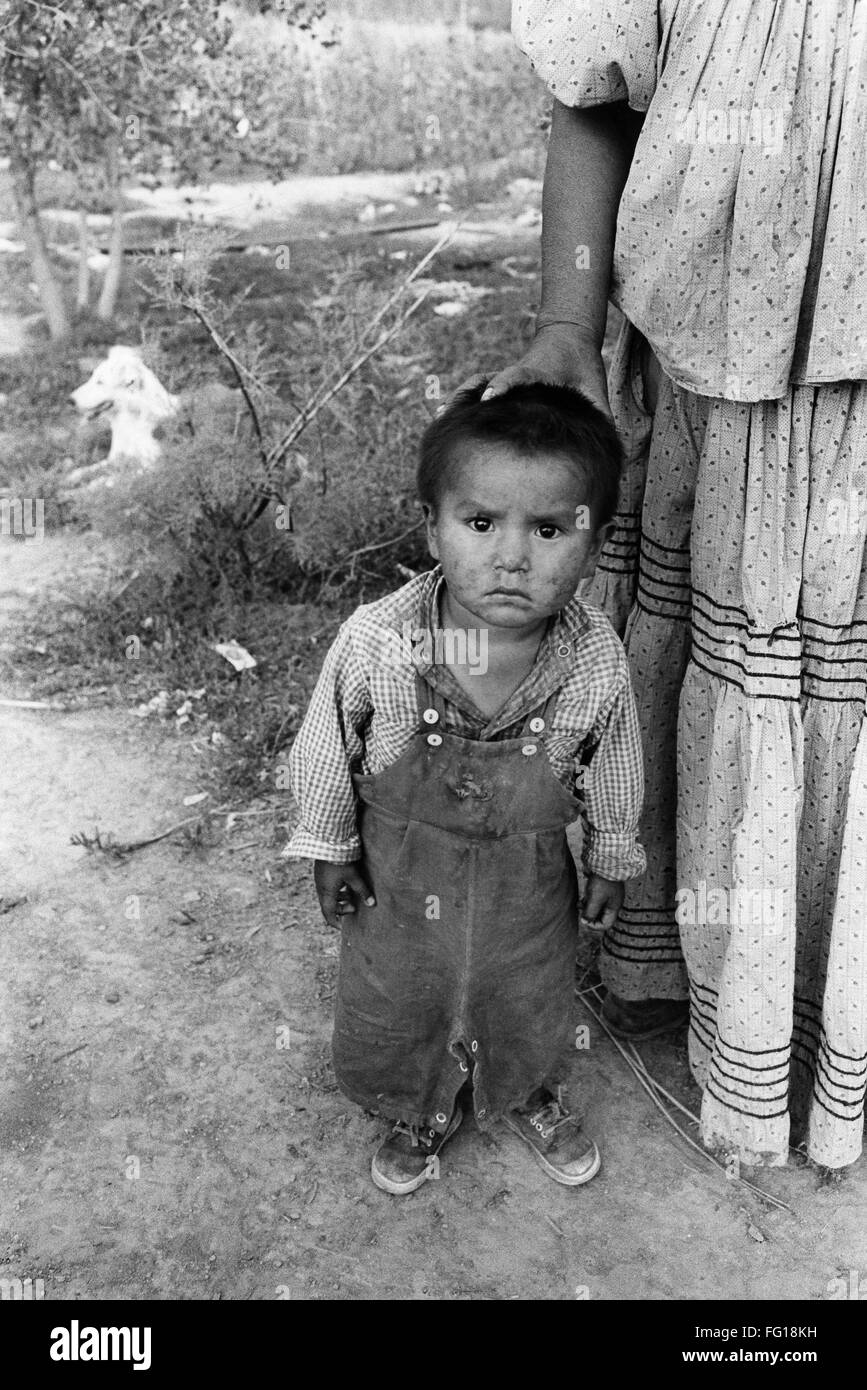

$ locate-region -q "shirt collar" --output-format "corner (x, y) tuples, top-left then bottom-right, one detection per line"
(409, 565), (590, 737)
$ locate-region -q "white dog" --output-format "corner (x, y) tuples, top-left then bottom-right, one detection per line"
(70, 345), (179, 468)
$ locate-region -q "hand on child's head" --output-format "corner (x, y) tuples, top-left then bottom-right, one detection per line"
(437, 372), (489, 417)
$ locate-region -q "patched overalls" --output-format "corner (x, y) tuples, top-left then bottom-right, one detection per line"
(332, 670), (583, 1135)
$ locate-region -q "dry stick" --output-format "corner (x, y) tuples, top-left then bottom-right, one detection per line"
(264, 288), (432, 471)
(319, 518), (425, 592)
(72, 800), (270, 857)
(71, 814), (208, 856)
(265, 220), (460, 470)
(189, 302), (266, 450)
(241, 289), (432, 530)
(239, 223), (460, 529)
(352, 220), (463, 354)
(597, 987), (804, 1162)
(578, 991), (794, 1214)
(118, 220), (447, 257)
(52, 1042), (88, 1064)
(625, 1041), (702, 1127)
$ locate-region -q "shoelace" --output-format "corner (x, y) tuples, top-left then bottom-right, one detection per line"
(390, 1120), (436, 1150)
(527, 1090), (578, 1142)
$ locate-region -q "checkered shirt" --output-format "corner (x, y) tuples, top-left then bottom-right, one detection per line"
(284, 567), (646, 881)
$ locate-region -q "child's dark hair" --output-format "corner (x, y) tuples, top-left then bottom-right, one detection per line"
(418, 380), (623, 529)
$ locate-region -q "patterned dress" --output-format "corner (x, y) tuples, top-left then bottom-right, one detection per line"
(513, 0), (867, 1168)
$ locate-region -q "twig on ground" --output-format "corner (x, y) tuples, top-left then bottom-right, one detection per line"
(52, 1042), (88, 1064)
(70, 814), (211, 858)
(625, 1043), (702, 1127)
(578, 987), (794, 1215)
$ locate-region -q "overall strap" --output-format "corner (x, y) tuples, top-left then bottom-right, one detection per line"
(520, 686), (561, 738)
(414, 668), (448, 731)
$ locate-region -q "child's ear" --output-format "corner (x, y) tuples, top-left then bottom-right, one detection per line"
(422, 502), (440, 560)
(582, 520), (615, 574)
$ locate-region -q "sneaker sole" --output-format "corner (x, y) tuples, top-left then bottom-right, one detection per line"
(503, 1114), (602, 1187)
(371, 1109), (462, 1196)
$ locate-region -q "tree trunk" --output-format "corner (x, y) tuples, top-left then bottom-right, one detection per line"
(9, 150), (70, 341)
(96, 205), (124, 320)
(97, 139), (124, 321)
(76, 209), (90, 310)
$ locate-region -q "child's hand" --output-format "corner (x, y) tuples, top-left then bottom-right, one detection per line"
(313, 860), (375, 930)
(579, 874), (624, 933)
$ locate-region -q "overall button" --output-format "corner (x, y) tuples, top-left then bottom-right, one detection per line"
(471, 1040), (478, 1053)
(435, 1111), (447, 1124)
(458, 1062), (469, 1073)
(529, 717), (545, 733)
(478, 1108), (487, 1119)
(422, 708), (439, 724)
(522, 744), (537, 756)
(427, 733), (443, 747)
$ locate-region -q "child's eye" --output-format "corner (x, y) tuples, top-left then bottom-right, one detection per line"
(467, 516), (492, 533)
(536, 523), (562, 540)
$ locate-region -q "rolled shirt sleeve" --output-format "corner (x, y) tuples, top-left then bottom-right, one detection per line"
(580, 651), (646, 881)
(511, 0), (659, 112)
(282, 619), (371, 863)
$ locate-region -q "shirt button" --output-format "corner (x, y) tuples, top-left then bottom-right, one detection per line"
(529, 717), (545, 733)
(478, 1108), (487, 1119)
(435, 1111), (447, 1124)
(422, 708), (439, 724)
(471, 1040), (478, 1052)
(427, 733), (443, 747)
(522, 744), (537, 756)
(459, 1062), (468, 1073)
(557, 643), (571, 657)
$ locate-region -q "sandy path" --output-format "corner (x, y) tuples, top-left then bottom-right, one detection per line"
(0, 533), (864, 1301)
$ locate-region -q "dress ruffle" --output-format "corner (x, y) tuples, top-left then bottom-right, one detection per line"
(589, 316), (867, 1167)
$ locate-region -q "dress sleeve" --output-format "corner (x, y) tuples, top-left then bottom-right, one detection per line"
(511, 0), (659, 111)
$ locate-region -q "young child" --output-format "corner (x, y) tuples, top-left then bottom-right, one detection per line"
(285, 381), (646, 1194)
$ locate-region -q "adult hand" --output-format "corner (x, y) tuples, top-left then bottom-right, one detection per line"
(469, 324), (613, 421)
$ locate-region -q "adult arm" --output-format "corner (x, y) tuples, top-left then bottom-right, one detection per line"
(484, 98), (644, 417)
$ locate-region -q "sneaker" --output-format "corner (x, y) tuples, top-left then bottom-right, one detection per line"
(601, 992), (688, 1041)
(504, 1087), (601, 1187)
(371, 1108), (463, 1195)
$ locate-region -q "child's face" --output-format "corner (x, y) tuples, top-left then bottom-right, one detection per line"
(424, 444), (611, 631)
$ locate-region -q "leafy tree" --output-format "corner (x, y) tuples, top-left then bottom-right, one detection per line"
(0, 1), (325, 337)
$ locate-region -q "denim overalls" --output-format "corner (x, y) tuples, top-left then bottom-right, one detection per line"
(332, 669), (583, 1135)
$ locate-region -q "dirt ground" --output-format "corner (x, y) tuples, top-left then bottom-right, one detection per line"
(0, 533), (866, 1302)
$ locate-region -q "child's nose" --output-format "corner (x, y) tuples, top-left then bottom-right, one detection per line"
(494, 539), (529, 571)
